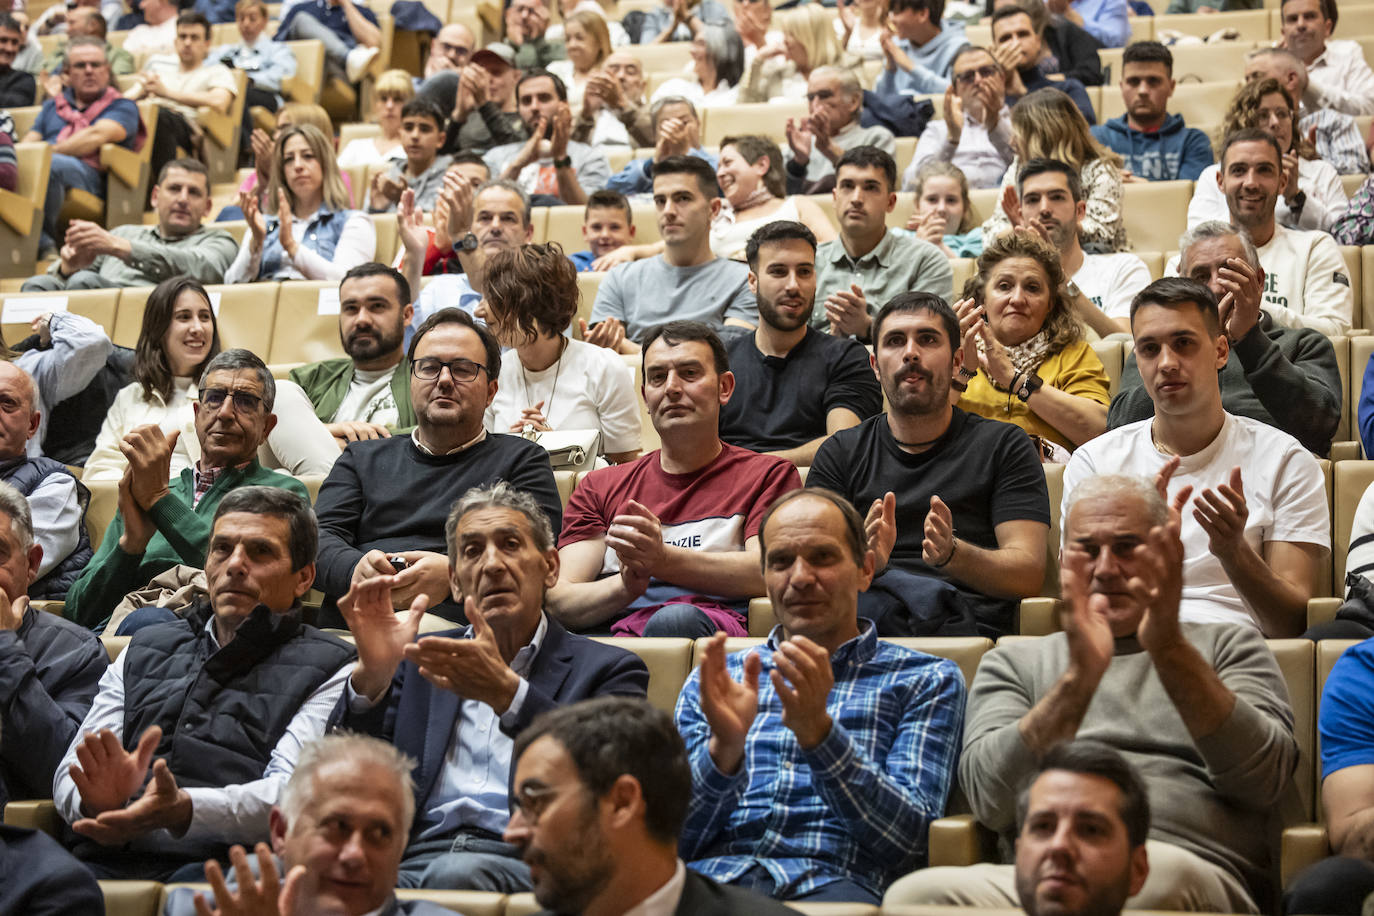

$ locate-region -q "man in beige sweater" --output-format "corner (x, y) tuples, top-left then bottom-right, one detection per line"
(884, 471), (1298, 914)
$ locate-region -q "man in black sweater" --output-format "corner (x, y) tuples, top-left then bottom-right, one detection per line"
(1108, 221), (1342, 457)
(314, 308), (561, 626)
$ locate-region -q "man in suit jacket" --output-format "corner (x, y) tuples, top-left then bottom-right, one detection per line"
(506, 696), (801, 916)
(329, 481), (649, 892)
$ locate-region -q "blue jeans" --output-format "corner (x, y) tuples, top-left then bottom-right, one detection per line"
(114, 606), (180, 635)
(279, 13), (351, 70)
(640, 603), (721, 638)
(43, 153), (104, 251)
(397, 832), (531, 891)
(731, 864), (882, 904)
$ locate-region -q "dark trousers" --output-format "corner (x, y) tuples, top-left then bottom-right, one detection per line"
(239, 83), (280, 166)
(1283, 856), (1374, 915)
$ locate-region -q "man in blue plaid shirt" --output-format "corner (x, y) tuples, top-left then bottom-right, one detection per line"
(675, 487), (967, 904)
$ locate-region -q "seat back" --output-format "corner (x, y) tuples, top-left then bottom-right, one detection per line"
(1333, 461), (1374, 588)
(591, 636), (693, 714)
(1268, 638), (1316, 822)
(1042, 462), (1064, 597)
(702, 101), (808, 147)
(282, 39), (327, 104)
(0, 288), (120, 344)
(101, 635), (131, 662)
(113, 283), (281, 357)
(1120, 180), (1194, 253)
(1340, 246), (1364, 334)
(98, 880), (163, 916)
(544, 204), (585, 252)
(1153, 10), (1271, 39)
(1090, 339), (1123, 399)
(267, 280), (344, 364)
(1333, 335), (1352, 443)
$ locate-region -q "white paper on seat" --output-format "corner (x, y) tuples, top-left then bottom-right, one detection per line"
(3, 296), (69, 324)
(317, 288), (340, 316)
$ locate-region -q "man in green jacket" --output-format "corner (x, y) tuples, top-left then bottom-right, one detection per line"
(290, 262), (417, 448)
(65, 349), (308, 630)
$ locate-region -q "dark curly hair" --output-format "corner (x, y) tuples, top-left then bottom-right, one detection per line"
(483, 243), (580, 342)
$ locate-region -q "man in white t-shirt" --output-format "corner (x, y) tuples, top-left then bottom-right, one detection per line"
(1170, 128), (1353, 337)
(122, 0), (178, 57)
(1065, 276), (1329, 638)
(290, 262), (416, 447)
(1001, 158), (1148, 337)
(126, 11), (237, 121)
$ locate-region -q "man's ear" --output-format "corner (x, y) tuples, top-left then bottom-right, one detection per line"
(542, 546), (560, 589)
(1128, 843), (1149, 896)
(25, 409), (39, 441)
(717, 369), (735, 405)
(269, 807), (289, 857)
(261, 413), (278, 441)
(709, 197), (722, 220)
(746, 269), (758, 296)
(25, 542), (42, 586)
(603, 773), (644, 832)
(293, 561), (316, 599)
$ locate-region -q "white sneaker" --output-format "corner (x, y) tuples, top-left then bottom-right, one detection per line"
(345, 45), (380, 82)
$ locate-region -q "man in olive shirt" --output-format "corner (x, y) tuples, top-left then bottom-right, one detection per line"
(720, 221), (881, 466)
(813, 147), (953, 342)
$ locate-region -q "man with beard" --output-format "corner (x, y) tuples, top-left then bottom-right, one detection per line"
(483, 70), (609, 206)
(718, 221), (881, 466)
(0, 14), (34, 108)
(1168, 128), (1353, 337)
(64, 349), (310, 629)
(506, 696), (799, 915)
(806, 292), (1049, 638)
(291, 263), (417, 449)
(1001, 159), (1150, 338)
(813, 147), (952, 342)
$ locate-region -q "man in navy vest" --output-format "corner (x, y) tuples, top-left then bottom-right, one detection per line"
(53, 486), (356, 881)
(0, 480), (107, 812)
(0, 361), (92, 599)
(329, 481), (648, 892)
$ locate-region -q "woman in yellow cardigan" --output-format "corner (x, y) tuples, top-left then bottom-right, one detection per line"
(955, 229), (1110, 458)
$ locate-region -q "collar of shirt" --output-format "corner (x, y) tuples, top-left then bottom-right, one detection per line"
(192, 457), (253, 505)
(764, 617), (877, 667)
(507, 610), (548, 679)
(622, 859), (687, 916)
(411, 428), (487, 456)
(828, 229), (898, 270)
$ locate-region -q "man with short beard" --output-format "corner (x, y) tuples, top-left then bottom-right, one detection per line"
(291, 263), (417, 449)
(719, 221), (881, 466)
(806, 292), (1049, 638)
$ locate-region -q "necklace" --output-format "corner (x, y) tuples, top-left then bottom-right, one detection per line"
(519, 336), (567, 431)
(1149, 420), (1175, 456)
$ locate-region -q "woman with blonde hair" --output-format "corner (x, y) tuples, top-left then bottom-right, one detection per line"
(1187, 77), (1347, 232)
(898, 160), (984, 257)
(549, 10), (612, 109)
(955, 228), (1109, 455)
(337, 69), (413, 168)
(225, 124), (376, 283)
(229, 102), (345, 218)
(741, 5), (860, 102)
(981, 88), (1127, 251)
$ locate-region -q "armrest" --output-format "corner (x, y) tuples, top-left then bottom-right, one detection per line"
(0, 185), (36, 235)
(1308, 597), (1343, 630)
(99, 142), (142, 188)
(928, 813), (999, 867)
(1281, 822), (1330, 889)
(198, 105), (234, 148)
(2, 799), (61, 837)
(281, 75), (313, 104)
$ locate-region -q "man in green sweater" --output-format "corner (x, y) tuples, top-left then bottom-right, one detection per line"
(65, 349), (308, 630)
(290, 262), (417, 449)
(884, 472), (1297, 914)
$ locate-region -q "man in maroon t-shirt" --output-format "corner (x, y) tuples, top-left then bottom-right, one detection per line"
(550, 321), (801, 638)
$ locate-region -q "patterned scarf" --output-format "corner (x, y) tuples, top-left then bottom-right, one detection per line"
(983, 327), (1054, 390)
(53, 87), (146, 170)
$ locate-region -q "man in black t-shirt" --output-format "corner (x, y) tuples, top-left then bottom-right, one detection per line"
(719, 221), (882, 466)
(807, 292), (1050, 637)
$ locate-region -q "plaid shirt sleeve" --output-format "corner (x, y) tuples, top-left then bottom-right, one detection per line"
(676, 665), (751, 861)
(800, 654), (966, 862)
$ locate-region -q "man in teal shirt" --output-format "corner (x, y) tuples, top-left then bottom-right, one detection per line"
(65, 349), (307, 630)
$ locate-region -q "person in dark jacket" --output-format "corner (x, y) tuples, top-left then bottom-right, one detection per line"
(506, 696), (801, 916)
(0, 480), (107, 810)
(0, 824), (105, 916)
(1109, 221), (1341, 456)
(1090, 41), (1215, 181)
(54, 486), (355, 881)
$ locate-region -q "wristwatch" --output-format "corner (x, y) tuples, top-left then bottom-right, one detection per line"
(1015, 373), (1043, 402)
(1064, 280), (1083, 300)
(552, 156), (573, 169)
(1288, 189), (1308, 213)
(452, 232), (478, 254)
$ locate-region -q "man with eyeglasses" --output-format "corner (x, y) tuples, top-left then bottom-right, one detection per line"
(424, 22), (474, 80)
(64, 349), (310, 631)
(784, 67), (895, 195)
(902, 45), (1013, 190)
(327, 482), (646, 891)
(313, 308), (562, 628)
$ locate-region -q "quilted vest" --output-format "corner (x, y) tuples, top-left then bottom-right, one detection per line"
(1, 456), (92, 600)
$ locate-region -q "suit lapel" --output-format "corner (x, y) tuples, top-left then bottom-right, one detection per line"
(397, 660), (462, 803)
(528, 617), (574, 699)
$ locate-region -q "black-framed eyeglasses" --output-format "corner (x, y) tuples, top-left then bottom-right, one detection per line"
(954, 65), (999, 85)
(511, 784), (571, 826)
(412, 357), (489, 382)
(807, 89), (835, 102)
(201, 387), (264, 413)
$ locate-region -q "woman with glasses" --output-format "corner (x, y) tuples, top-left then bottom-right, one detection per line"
(82, 276), (339, 483)
(903, 45), (1013, 190)
(1187, 78), (1347, 233)
(480, 243), (641, 464)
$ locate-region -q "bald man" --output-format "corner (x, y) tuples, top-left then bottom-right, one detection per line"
(0, 362), (91, 599)
(425, 23), (474, 79)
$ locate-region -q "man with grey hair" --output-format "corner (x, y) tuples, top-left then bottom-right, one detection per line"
(64, 348), (310, 631)
(1111, 220), (1342, 457)
(885, 471), (1298, 914)
(54, 486), (356, 882)
(604, 96), (716, 200)
(329, 480), (648, 892)
(165, 734), (452, 915)
(1244, 46), (1370, 175)
(0, 478), (107, 812)
(784, 66), (896, 194)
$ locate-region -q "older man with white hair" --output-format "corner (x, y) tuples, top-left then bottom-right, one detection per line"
(784, 66), (895, 194)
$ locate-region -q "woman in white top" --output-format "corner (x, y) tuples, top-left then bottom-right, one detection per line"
(650, 24), (745, 109)
(481, 243), (642, 463)
(549, 11), (631, 145)
(1187, 78), (1347, 234)
(83, 277), (339, 483)
(835, 0), (887, 60)
(336, 69), (413, 169)
(226, 124), (376, 284)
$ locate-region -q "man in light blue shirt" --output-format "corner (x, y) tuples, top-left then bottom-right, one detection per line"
(1056, 0), (1130, 48)
(327, 482), (649, 890)
(874, 0), (966, 97)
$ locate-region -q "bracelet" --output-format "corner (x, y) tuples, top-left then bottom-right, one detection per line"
(552, 155), (573, 169)
(1008, 370), (1023, 394)
(957, 366), (976, 379)
(930, 538), (957, 569)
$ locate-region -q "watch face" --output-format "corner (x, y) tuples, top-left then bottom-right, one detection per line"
(459, 233), (478, 251)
